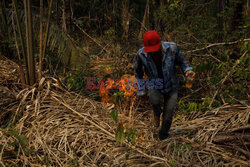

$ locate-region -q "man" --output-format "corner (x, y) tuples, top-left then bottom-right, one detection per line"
(134, 30), (195, 140)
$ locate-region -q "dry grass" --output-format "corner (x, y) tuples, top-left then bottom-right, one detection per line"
(0, 55), (19, 86)
(89, 44), (135, 79)
(0, 56), (249, 166)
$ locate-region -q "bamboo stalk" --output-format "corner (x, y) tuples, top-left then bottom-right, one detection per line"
(0, 1), (7, 35)
(42, 0), (53, 61)
(38, 0), (43, 82)
(13, 0), (29, 84)
(24, 0), (35, 85)
(12, 4), (26, 88)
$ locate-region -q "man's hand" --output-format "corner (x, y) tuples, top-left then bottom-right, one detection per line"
(137, 89), (146, 96)
(185, 71), (195, 79)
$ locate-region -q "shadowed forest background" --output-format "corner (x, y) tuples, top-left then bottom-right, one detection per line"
(0, 0), (249, 166)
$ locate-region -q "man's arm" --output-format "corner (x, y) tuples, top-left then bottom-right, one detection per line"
(173, 44), (193, 75)
(134, 53), (146, 95)
(134, 53), (144, 78)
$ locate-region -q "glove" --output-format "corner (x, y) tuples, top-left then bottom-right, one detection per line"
(137, 89), (146, 96)
(185, 70), (195, 79)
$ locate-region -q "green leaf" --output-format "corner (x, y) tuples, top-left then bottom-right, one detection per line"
(169, 159), (177, 167)
(9, 141), (18, 147)
(182, 144), (192, 150)
(115, 124), (125, 145)
(110, 110), (118, 122)
(120, 129), (125, 144)
(17, 135), (27, 147)
(10, 130), (18, 137)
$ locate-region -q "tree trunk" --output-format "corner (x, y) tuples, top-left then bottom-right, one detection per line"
(138, 0), (149, 39)
(62, 0), (72, 75)
(0, 1), (7, 36)
(122, 0), (130, 41)
(56, 0), (59, 25)
(62, 0), (67, 32)
(152, 0), (160, 31)
(64, 0), (72, 33)
(231, 0), (244, 33)
(65, 0), (72, 69)
(24, 0), (35, 85)
(217, 0), (224, 41)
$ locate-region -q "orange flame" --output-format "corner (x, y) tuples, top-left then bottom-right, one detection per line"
(99, 74), (145, 143)
(99, 74), (138, 105)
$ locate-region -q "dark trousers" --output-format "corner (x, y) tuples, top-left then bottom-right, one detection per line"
(149, 89), (178, 135)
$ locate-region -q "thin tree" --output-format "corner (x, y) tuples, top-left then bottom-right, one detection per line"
(55, 0), (59, 25)
(12, 3), (26, 88)
(138, 0), (149, 39)
(62, 0), (72, 75)
(13, 0), (29, 84)
(0, 1), (7, 36)
(38, 0), (43, 81)
(40, 0), (53, 80)
(217, 0), (224, 41)
(24, 0), (35, 85)
(65, 0), (72, 70)
(122, 0), (130, 41)
(231, 0), (244, 33)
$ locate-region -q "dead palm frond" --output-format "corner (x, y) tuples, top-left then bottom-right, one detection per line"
(2, 3), (89, 81)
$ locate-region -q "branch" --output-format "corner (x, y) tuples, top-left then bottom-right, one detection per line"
(204, 147), (250, 166)
(72, 21), (110, 54)
(65, 33), (89, 56)
(209, 51), (248, 107)
(184, 39), (250, 53)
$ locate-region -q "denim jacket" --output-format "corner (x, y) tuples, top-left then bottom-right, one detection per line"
(134, 42), (192, 94)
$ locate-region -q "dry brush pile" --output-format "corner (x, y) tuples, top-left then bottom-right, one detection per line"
(0, 55), (249, 166)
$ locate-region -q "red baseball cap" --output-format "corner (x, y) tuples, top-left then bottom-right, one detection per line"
(143, 31), (161, 53)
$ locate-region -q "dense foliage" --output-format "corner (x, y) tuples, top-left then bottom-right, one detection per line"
(0, 0), (249, 106)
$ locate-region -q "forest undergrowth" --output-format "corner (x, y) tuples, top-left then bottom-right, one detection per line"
(0, 41), (249, 166)
(0, 1), (249, 165)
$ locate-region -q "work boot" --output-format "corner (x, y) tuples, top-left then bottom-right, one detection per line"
(152, 114), (160, 128)
(159, 129), (169, 140)
(159, 118), (172, 140)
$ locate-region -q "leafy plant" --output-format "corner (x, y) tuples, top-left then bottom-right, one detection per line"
(110, 109), (118, 123)
(126, 128), (137, 145)
(113, 91), (124, 103)
(9, 130), (27, 147)
(177, 97), (211, 115)
(115, 123), (125, 145)
(114, 121), (140, 146)
(65, 72), (87, 91)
